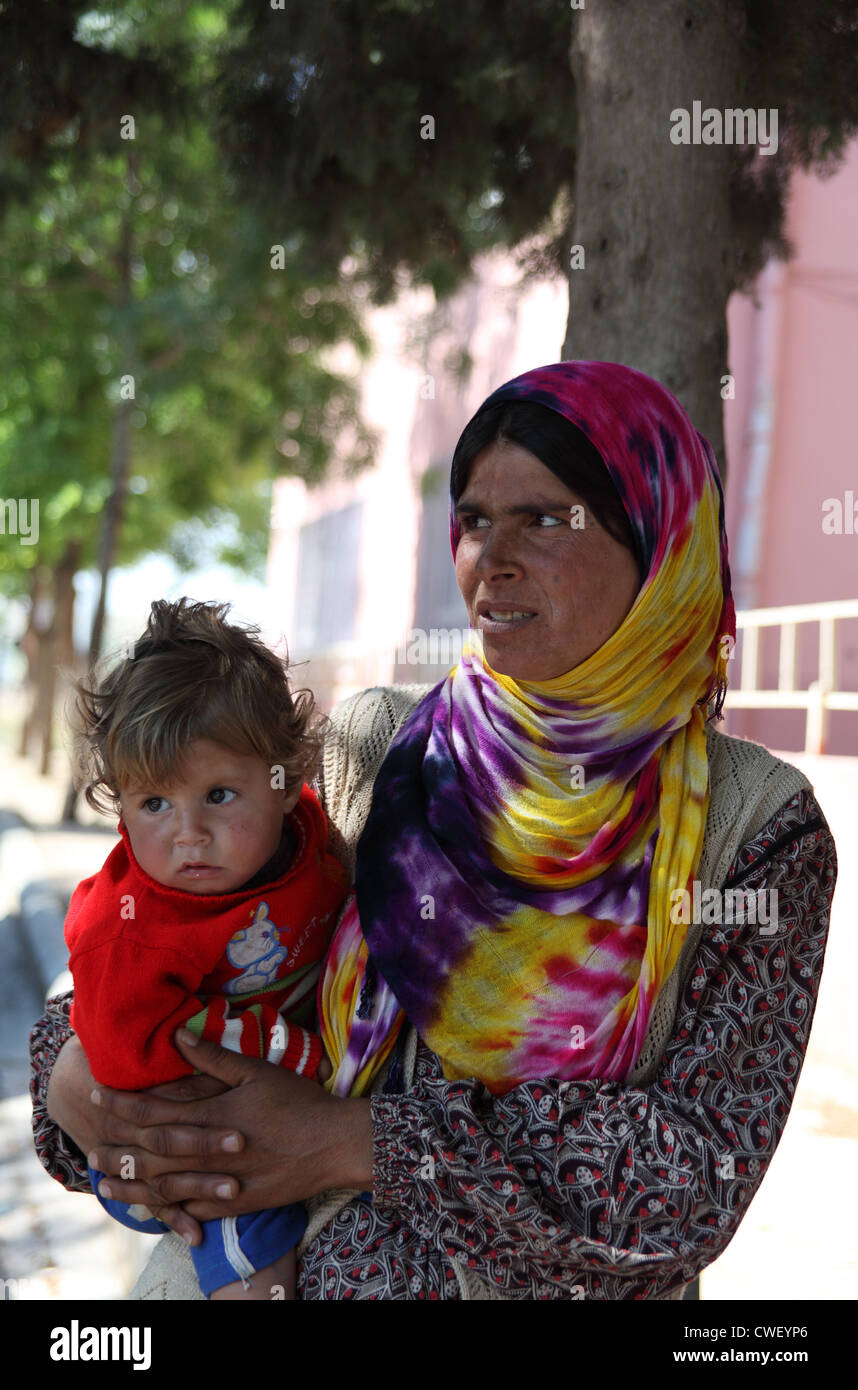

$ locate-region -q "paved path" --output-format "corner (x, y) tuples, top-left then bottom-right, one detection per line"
(0, 791), (151, 1299)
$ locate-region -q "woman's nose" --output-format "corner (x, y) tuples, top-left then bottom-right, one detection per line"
(473, 527), (525, 579)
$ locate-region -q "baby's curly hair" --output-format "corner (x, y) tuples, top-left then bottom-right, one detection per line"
(69, 597), (325, 816)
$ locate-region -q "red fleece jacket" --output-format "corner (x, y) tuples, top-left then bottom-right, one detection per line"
(65, 785), (350, 1090)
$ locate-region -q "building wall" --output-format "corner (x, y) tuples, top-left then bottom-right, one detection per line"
(723, 141), (858, 753)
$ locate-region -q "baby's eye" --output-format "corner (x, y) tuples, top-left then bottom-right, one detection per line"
(208, 787), (237, 805)
(142, 796), (168, 814)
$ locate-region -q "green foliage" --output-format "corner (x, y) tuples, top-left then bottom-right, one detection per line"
(4, 0), (858, 312)
(212, 0), (579, 301)
(208, 0), (858, 302)
(0, 2), (375, 597)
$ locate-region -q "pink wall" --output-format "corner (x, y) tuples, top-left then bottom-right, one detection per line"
(723, 141), (858, 753)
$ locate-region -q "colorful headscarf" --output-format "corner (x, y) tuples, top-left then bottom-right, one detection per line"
(319, 361), (735, 1097)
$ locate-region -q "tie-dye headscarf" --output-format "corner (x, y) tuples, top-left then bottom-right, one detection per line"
(319, 361), (735, 1097)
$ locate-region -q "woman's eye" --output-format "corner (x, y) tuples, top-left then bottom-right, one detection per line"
(208, 787), (237, 805)
(460, 513), (564, 530)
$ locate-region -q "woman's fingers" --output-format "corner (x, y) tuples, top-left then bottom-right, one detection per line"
(90, 1090), (243, 1155)
(144, 1201), (204, 1247)
(90, 1033), (261, 1129)
(90, 1124), (245, 1176)
(146, 1074), (231, 1103)
(93, 1169), (240, 1208)
(90, 1085), (207, 1129)
(44, 1036), (233, 1160)
(179, 1195), (268, 1223)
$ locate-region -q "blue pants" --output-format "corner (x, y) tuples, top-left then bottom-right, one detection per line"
(89, 1165), (307, 1297)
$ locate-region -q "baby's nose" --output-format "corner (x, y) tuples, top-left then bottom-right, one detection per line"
(175, 813), (210, 844)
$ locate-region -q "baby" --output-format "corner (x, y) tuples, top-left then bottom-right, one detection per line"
(63, 597), (350, 1299)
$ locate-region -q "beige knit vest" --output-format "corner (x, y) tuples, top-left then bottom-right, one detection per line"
(130, 683), (812, 1302)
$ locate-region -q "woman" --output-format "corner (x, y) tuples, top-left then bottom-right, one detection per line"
(31, 361), (836, 1300)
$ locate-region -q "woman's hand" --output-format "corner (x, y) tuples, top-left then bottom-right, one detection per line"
(88, 1029), (374, 1224)
(46, 1033), (244, 1245)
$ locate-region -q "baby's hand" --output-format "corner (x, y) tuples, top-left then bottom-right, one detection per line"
(316, 1051), (333, 1084)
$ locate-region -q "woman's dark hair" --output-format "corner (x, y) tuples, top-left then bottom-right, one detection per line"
(451, 400), (644, 581)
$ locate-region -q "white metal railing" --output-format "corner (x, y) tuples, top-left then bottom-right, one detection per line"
(299, 603), (858, 754)
(731, 598), (858, 753)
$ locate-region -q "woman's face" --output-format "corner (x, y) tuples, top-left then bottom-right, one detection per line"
(454, 440), (641, 681)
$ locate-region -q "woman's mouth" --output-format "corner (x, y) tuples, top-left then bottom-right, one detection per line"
(476, 607), (538, 634)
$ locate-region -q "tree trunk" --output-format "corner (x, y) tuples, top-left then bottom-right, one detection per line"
(54, 540), (80, 671)
(90, 157), (135, 665)
(565, 8), (741, 1300)
(564, 1), (743, 483)
(49, 538), (82, 777)
(88, 395), (132, 665)
(63, 162), (136, 821)
(60, 402), (132, 820)
(16, 565), (47, 757)
(17, 565), (54, 762)
(38, 540), (82, 776)
(15, 544), (82, 780)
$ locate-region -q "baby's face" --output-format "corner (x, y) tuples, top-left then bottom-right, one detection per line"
(119, 739), (301, 894)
